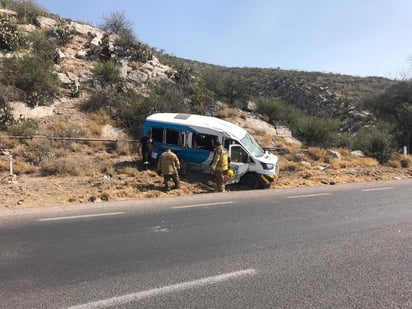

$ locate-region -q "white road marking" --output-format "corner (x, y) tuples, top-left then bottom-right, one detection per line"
(38, 212), (124, 222)
(287, 193), (330, 199)
(172, 201), (235, 209)
(67, 268), (257, 309)
(361, 187), (394, 192)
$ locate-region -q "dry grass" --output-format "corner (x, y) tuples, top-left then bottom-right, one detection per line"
(1, 101), (411, 208)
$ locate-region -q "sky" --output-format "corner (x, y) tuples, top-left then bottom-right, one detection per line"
(34, 0), (412, 79)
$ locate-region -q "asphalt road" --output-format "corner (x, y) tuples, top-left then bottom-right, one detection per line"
(1, 179), (412, 308)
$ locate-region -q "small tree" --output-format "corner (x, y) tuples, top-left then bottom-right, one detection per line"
(363, 81), (412, 152)
(100, 11), (134, 40)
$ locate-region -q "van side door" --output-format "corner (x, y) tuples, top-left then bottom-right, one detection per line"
(228, 144), (250, 184)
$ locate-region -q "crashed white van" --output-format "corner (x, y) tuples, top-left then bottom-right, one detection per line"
(144, 113), (279, 189)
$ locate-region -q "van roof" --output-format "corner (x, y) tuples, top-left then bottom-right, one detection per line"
(146, 113), (247, 140)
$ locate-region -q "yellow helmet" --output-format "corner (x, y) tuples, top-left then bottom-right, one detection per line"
(227, 169), (234, 178)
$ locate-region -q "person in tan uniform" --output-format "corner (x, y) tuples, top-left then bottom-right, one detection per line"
(157, 148), (180, 191)
(210, 141), (229, 192)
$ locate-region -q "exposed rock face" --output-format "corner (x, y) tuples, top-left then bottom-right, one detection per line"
(57, 35), (173, 89)
(35, 16), (57, 28)
(19, 16), (176, 93)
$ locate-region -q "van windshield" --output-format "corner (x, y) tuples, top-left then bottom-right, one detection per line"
(241, 133), (265, 157)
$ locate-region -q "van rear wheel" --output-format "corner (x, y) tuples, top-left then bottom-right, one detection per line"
(240, 173), (261, 189)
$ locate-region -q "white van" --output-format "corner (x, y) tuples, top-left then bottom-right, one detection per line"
(144, 113), (279, 189)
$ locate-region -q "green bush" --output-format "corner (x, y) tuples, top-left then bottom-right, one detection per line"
(351, 126), (394, 163)
(116, 84), (189, 138)
(92, 61), (121, 87)
(25, 30), (57, 63)
(257, 96), (298, 125)
(0, 16), (24, 51)
(0, 30), (58, 106)
(7, 117), (38, 136)
(0, 97), (15, 130)
(1, 55), (58, 106)
(51, 26), (73, 46)
(293, 115), (340, 147)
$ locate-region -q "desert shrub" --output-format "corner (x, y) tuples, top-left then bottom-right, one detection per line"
(100, 11), (134, 39)
(173, 63), (193, 85)
(81, 89), (120, 112)
(40, 157), (81, 176)
(116, 39), (153, 63)
(0, 158), (37, 174)
(51, 26), (73, 46)
(0, 97), (15, 130)
(44, 120), (85, 138)
(351, 126), (395, 164)
(0, 83), (25, 102)
(99, 11), (153, 62)
(306, 147), (326, 162)
(368, 132), (394, 164)
(257, 96), (298, 125)
(87, 110), (116, 125)
(293, 115), (340, 147)
(0, 30), (58, 106)
(25, 30), (57, 62)
(279, 158), (302, 172)
(117, 84), (189, 138)
(1, 55), (58, 106)
(7, 117), (38, 136)
(22, 138), (55, 166)
(0, 15), (24, 51)
(0, 133), (19, 148)
(92, 61), (121, 87)
(86, 121), (102, 137)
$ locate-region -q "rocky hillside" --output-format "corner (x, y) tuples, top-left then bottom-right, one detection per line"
(1, 10), (396, 131)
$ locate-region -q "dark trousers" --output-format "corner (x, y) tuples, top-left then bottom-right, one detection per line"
(163, 174), (180, 189)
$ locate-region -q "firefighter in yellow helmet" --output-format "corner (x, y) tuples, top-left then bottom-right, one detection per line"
(210, 141), (229, 192)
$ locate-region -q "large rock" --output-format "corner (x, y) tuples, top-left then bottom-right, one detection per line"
(35, 16), (57, 28)
(127, 70), (148, 83)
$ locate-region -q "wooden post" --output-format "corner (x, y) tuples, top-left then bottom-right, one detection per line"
(9, 154), (13, 176)
(403, 146), (408, 156)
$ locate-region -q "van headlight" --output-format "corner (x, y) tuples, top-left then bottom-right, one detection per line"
(261, 162), (274, 170)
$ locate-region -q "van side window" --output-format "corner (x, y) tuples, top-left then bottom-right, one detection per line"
(165, 129), (182, 146)
(230, 145), (249, 163)
(192, 133), (217, 151)
(151, 127), (163, 142)
(224, 139), (238, 150)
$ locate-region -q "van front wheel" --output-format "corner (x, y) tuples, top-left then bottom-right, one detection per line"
(240, 173), (261, 189)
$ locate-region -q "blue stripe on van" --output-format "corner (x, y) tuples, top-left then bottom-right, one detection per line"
(155, 143), (211, 164)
